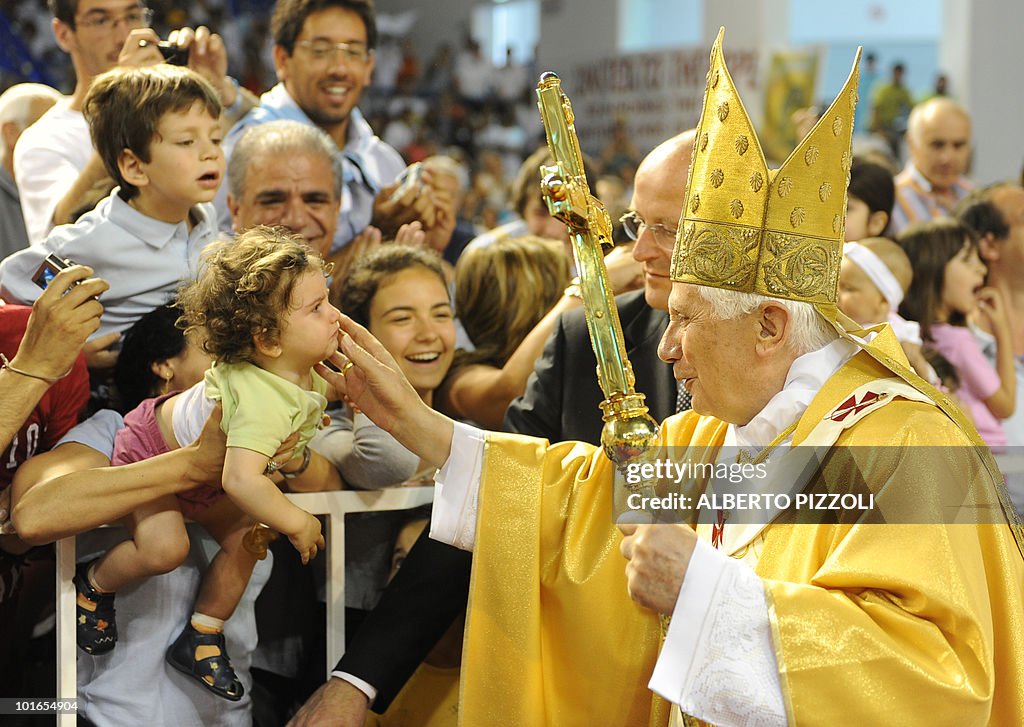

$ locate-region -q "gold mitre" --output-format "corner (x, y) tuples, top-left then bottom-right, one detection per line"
(671, 28), (860, 323)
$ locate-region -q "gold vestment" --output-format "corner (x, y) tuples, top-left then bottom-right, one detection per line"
(459, 341), (1024, 726)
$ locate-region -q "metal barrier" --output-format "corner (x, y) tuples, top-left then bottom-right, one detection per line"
(55, 487), (434, 726)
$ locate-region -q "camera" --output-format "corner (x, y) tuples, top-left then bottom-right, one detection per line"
(31, 253), (74, 290)
(388, 162), (423, 203)
(156, 40), (189, 67)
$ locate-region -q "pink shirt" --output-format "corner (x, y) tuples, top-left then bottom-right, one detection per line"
(929, 323), (1006, 448)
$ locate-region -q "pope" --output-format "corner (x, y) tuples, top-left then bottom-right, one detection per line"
(318, 30), (1024, 727)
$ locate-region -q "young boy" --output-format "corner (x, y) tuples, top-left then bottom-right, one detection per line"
(0, 65), (224, 341)
(839, 236), (932, 379)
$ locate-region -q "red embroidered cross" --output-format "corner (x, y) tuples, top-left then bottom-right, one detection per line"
(711, 508), (727, 549)
(828, 390), (883, 422)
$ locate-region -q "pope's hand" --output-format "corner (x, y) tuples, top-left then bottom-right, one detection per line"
(316, 315), (454, 470)
(618, 522), (697, 615)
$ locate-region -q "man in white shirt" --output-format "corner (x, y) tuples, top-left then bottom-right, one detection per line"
(0, 83), (61, 258)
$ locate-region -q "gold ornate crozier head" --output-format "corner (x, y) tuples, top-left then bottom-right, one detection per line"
(671, 27), (861, 327)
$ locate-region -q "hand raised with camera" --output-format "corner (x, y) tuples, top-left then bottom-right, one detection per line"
(13, 265), (107, 381)
(373, 166), (440, 237)
(118, 26), (236, 110)
(117, 28), (164, 68)
(171, 25), (236, 104)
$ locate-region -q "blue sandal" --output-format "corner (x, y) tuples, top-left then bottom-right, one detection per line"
(166, 623), (244, 702)
(74, 559), (117, 655)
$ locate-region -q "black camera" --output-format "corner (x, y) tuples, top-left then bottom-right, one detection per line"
(156, 40), (189, 66)
(31, 253), (74, 290)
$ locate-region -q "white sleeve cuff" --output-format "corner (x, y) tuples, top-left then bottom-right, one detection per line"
(331, 671), (377, 704)
(649, 538), (787, 726)
(429, 420), (487, 551)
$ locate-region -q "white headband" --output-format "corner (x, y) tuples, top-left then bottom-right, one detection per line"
(843, 242), (904, 309)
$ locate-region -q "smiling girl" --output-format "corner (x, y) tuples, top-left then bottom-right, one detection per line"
(338, 246), (456, 410)
(325, 244), (455, 629)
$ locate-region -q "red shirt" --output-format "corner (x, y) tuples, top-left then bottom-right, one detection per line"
(0, 304), (89, 488)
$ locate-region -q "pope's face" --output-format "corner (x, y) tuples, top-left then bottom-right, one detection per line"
(658, 283), (759, 424)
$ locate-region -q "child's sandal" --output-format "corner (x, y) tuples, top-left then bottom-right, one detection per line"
(74, 559), (117, 655)
(165, 623), (244, 702)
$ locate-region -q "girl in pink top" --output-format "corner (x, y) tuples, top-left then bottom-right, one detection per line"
(899, 219), (1016, 448)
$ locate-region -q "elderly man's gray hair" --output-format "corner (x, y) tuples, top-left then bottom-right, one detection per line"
(698, 287), (838, 355)
(227, 120), (343, 201)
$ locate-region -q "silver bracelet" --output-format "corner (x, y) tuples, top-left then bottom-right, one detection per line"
(281, 447), (313, 480)
(0, 353), (70, 384)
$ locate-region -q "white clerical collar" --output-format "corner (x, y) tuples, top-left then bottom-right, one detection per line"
(727, 337), (860, 454)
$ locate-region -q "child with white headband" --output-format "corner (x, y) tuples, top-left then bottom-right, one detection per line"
(839, 236), (933, 380)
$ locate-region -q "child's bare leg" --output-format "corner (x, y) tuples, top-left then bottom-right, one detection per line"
(77, 495), (188, 654)
(85, 494), (189, 592)
(192, 498), (258, 623)
(191, 499), (257, 662)
(165, 498), (255, 700)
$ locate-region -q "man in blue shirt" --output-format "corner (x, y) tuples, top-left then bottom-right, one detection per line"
(223, 0), (436, 253)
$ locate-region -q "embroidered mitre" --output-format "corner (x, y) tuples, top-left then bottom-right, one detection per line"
(671, 27), (859, 324)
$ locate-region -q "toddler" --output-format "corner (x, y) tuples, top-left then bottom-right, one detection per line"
(839, 236), (931, 379)
(74, 228), (338, 700)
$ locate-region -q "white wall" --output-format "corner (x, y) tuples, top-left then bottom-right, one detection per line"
(941, 0), (1024, 184)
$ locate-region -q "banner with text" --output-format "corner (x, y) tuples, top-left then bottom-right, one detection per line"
(562, 46), (760, 158)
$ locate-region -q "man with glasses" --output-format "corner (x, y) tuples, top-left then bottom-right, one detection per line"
(14, 0), (249, 247)
(222, 0), (434, 254)
(288, 129), (695, 726)
(504, 129), (695, 442)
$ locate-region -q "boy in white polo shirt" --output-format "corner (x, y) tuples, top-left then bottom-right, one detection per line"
(0, 64), (224, 347)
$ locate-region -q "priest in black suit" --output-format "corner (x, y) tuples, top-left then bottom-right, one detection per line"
(289, 130), (697, 726)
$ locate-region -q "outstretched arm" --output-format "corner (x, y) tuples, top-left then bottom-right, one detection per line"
(221, 447), (325, 563)
(11, 407), (228, 544)
(437, 293), (582, 428)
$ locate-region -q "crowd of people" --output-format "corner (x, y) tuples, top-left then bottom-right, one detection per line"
(0, 2), (1021, 726)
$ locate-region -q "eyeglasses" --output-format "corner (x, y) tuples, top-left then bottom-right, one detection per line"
(74, 6), (153, 32)
(619, 210), (677, 250)
(297, 40), (370, 64)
